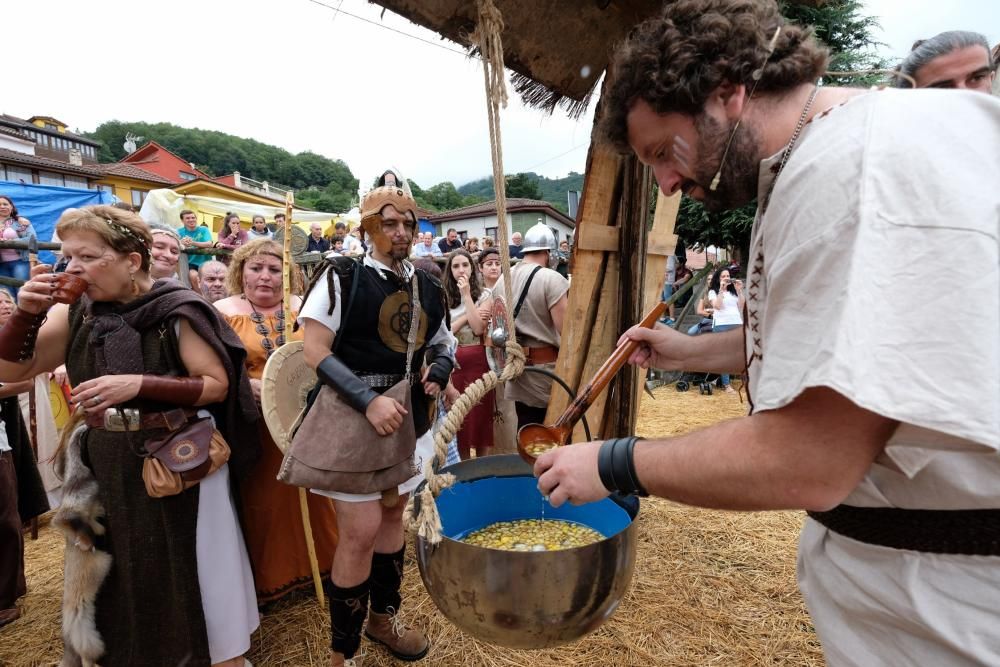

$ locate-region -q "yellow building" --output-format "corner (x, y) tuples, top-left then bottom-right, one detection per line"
(171, 178), (310, 232)
(95, 163), (175, 208)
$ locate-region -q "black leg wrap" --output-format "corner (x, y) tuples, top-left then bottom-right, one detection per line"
(369, 547), (405, 614)
(329, 579), (371, 658)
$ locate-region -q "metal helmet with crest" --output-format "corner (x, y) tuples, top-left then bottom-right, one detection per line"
(360, 185), (419, 254)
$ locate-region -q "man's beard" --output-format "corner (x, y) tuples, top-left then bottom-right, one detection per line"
(693, 114), (763, 213)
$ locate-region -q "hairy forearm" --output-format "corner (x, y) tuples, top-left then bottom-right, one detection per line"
(666, 326), (744, 374)
(632, 389), (894, 511)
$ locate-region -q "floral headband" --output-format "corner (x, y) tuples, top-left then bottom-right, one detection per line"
(105, 217), (150, 258)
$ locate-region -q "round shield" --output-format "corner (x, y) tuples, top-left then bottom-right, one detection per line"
(485, 296), (509, 374)
(261, 340), (318, 453)
(272, 224), (310, 255)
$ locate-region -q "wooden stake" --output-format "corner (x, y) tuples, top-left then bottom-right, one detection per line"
(281, 193), (326, 607)
(546, 144), (623, 424)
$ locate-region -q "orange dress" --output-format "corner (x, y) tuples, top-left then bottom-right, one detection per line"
(226, 312), (339, 603)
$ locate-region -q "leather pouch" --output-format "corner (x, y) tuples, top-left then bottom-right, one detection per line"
(142, 418), (231, 498)
(278, 380), (416, 495)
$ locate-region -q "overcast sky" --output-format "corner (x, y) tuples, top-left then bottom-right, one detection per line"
(6, 0), (996, 190)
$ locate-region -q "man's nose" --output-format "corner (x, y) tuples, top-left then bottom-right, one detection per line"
(653, 165), (685, 195)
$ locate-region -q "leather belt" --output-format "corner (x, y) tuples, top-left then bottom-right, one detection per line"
(355, 373), (406, 388)
(808, 504), (1000, 556)
(525, 345), (558, 366)
(86, 407), (199, 432)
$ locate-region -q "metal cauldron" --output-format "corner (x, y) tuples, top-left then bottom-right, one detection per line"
(414, 454), (638, 649)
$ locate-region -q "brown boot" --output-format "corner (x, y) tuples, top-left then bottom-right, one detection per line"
(364, 608), (429, 661)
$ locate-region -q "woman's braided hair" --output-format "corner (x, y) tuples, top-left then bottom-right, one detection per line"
(600, 0), (829, 153)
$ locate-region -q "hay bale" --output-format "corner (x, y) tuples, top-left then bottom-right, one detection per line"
(2, 385), (822, 666)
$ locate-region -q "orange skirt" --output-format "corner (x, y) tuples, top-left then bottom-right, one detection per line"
(239, 425), (338, 603)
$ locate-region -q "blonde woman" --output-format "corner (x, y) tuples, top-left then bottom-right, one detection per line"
(214, 240), (339, 603)
(0, 205), (260, 666)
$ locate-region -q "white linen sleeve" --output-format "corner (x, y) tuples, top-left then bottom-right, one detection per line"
(429, 319), (457, 357)
(297, 268), (342, 334)
(752, 119), (998, 454)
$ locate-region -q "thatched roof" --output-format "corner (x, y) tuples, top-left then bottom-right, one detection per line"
(368, 0), (828, 115)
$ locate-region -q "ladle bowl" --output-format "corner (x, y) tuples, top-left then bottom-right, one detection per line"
(414, 454), (638, 649)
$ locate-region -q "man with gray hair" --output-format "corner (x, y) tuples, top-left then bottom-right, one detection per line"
(198, 260), (228, 303)
(896, 30), (996, 92)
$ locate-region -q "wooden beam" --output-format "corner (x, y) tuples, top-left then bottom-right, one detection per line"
(570, 250), (620, 441)
(632, 190), (682, 407)
(576, 224), (619, 252)
(546, 143), (622, 424)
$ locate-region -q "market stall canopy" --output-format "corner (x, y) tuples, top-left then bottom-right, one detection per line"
(368, 0), (828, 115)
(139, 189), (354, 233)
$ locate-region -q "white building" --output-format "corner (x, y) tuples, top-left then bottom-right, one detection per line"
(428, 198), (575, 246)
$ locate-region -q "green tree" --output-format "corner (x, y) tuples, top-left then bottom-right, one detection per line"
(425, 182), (465, 211)
(85, 120), (359, 211)
(504, 172), (543, 199)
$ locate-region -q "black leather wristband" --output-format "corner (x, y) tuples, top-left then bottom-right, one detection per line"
(624, 437), (648, 497)
(598, 439), (616, 493)
(424, 343), (454, 390)
(316, 354), (379, 413)
(610, 438), (632, 493)
(597, 436), (647, 497)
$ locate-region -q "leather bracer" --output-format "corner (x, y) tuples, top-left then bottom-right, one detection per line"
(317, 354), (379, 413)
(136, 375), (205, 406)
(0, 308), (47, 362)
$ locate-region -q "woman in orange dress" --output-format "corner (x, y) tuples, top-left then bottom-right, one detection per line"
(214, 239), (338, 603)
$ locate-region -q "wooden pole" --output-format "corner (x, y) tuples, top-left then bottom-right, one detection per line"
(281, 193), (325, 607)
(27, 248), (39, 540)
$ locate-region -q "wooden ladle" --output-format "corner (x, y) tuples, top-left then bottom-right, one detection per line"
(517, 300), (667, 464)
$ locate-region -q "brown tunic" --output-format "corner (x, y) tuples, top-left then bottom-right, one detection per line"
(64, 286), (254, 666)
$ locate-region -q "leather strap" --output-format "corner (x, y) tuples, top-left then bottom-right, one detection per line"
(808, 505), (1000, 556)
(512, 265), (542, 321)
(0, 308), (47, 362)
(136, 375), (204, 406)
(86, 407), (199, 431)
(525, 345), (559, 365)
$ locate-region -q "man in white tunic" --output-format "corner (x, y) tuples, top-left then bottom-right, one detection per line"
(300, 184), (453, 666)
(532, 1), (1000, 665)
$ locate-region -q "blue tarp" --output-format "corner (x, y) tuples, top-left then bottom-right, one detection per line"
(0, 181), (116, 264)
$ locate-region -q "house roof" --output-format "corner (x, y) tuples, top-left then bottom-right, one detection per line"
(171, 178), (312, 209)
(0, 126), (31, 141)
(95, 162), (175, 185)
(0, 113), (101, 146)
(428, 197), (574, 227)
(121, 140), (211, 178)
(27, 115), (69, 127)
(0, 147), (103, 177)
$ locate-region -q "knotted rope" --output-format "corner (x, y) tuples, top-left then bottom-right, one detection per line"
(403, 0), (527, 545)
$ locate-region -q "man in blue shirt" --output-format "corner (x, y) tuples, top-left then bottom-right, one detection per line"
(411, 232), (442, 258)
(176, 209), (214, 289)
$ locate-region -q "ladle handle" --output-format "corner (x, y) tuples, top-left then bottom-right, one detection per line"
(554, 301), (668, 432)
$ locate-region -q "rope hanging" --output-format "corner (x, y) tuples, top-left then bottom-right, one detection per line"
(403, 0), (527, 545)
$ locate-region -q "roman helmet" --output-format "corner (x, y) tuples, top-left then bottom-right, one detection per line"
(521, 222), (557, 254)
(359, 185), (419, 254)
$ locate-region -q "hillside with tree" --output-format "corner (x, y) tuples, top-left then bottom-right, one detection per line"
(86, 121), (359, 213)
(456, 171), (584, 213)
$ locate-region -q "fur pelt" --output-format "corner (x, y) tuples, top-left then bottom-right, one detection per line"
(53, 424), (111, 667)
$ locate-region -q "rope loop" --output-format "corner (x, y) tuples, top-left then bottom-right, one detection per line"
(404, 0), (528, 546)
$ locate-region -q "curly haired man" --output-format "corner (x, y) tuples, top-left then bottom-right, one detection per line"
(534, 1), (1000, 664)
